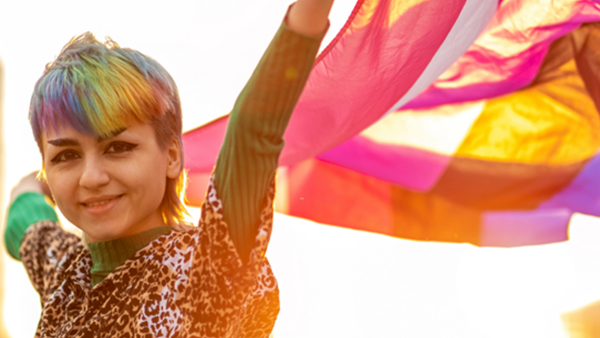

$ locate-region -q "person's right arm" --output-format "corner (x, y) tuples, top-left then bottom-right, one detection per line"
(4, 172), (58, 260)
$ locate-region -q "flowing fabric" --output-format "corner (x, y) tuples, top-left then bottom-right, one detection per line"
(184, 0), (600, 247)
(183, 0), (498, 181)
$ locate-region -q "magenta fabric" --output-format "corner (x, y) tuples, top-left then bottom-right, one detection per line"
(183, 116), (227, 173)
(183, 0), (480, 174)
(405, 0), (600, 109)
(316, 135), (450, 190)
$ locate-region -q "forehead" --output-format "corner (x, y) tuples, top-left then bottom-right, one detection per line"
(43, 123), (118, 142)
(42, 121), (155, 146)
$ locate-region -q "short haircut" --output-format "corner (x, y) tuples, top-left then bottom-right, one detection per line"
(30, 32), (189, 227)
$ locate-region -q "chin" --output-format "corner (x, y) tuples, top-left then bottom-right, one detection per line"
(82, 225), (130, 243)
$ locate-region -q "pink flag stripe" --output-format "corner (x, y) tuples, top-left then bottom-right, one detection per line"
(183, 115), (227, 173)
(183, 0), (481, 174)
(316, 135), (450, 190)
(404, 0), (600, 109)
(279, 0), (492, 166)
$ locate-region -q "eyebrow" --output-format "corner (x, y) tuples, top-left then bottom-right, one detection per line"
(47, 138), (79, 147)
(97, 128), (127, 142)
(47, 128), (127, 146)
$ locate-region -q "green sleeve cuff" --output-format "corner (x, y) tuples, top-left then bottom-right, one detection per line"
(5, 192), (59, 260)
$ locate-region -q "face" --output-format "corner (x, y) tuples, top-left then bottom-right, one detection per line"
(42, 122), (181, 243)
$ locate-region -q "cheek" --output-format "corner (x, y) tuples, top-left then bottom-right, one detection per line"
(126, 152), (169, 202)
(46, 169), (72, 200)
(45, 168), (79, 220)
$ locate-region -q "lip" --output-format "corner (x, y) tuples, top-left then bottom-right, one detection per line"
(80, 194), (123, 215)
(81, 194), (123, 204)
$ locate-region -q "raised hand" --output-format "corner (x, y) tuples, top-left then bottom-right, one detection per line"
(287, 0), (335, 37)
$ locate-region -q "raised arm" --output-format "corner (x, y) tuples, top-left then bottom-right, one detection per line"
(4, 172), (58, 260)
(213, 1), (333, 263)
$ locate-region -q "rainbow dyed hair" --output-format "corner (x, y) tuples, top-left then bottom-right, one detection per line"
(29, 32), (189, 227)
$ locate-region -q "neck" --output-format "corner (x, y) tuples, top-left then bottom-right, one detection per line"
(88, 225), (173, 286)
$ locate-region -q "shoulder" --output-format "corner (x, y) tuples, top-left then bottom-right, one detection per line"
(20, 220), (84, 296)
(21, 220), (82, 260)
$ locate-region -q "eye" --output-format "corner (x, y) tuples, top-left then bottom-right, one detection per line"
(105, 141), (138, 154)
(50, 150), (80, 163)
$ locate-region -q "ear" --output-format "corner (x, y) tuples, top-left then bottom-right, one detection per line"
(166, 138), (182, 179)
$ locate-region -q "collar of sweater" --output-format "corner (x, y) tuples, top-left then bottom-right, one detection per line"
(87, 226), (173, 286)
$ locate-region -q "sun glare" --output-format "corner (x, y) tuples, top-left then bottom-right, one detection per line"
(2, 1), (600, 338)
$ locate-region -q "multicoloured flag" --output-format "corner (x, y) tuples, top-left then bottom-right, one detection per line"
(183, 0), (600, 247)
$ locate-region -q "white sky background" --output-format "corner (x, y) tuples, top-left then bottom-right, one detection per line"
(1, 1), (600, 337)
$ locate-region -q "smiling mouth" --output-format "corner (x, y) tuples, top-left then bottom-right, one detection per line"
(82, 195), (123, 208)
(85, 199), (115, 207)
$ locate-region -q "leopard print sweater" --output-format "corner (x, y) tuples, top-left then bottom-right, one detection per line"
(19, 177), (279, 338)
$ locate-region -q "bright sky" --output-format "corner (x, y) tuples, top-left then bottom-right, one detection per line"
(1, 1), (600, 337)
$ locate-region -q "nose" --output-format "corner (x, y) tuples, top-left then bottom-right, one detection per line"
(79, 156), (110, 190)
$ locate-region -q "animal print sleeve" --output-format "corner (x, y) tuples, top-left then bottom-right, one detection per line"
(199, 175), (276, 274)
(20, 221), (82, 297)
(194, 176), (279, 336)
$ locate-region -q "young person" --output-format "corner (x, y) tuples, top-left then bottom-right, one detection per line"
(4, 1), (334, 336)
